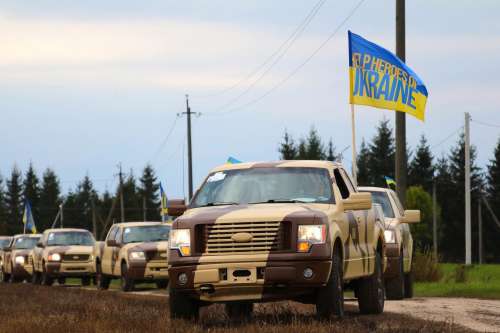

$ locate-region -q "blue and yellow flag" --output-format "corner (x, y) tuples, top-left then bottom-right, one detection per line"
(159, 182), (169, 222)
(384, 176), (396, 188)
(226, 156), (242, 164)
(348, 31), (428, 121)
(22, 200), (37, 234)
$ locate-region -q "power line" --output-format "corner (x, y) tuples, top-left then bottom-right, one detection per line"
(430, 125), (463, 150)
(471, 119), (500, 129)
(194, 0), (327, 99)
(206, 0), (366, 116)
(148, 113), (181, 163)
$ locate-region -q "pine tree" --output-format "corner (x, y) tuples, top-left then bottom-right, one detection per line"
(278, 131), (297, 160)
(368, 119), (395, 187)
(0, 174), (7, 234)
(357, 139), (371, 186)
(5, 166), (23, 234)
(139, 165), (160, 221)
(74, 175), (98, 229)
(22, 162), (41, 226)
(121, 171), (141, 222)
(327, 139), (336, 161)
(297, 139), (307, 159)
(39, 168), (62, 232)
(485, 138), (500, 261)
(408, 135), (435, 193)
(305, 127), (326, 160)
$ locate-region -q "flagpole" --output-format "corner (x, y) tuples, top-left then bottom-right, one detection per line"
(351, 104), (358, 187)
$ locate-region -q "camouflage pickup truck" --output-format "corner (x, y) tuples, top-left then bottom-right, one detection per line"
(359, 187), (420, 299)
(31, 228), (96, 286)
(95, 222), (170, 292)
(0, 234), (41, 283)
(168, 161), (386, 320)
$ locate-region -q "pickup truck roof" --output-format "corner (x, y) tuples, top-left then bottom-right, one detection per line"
(43, 228), (92, 233)
(210, 160), (343, 173)
(109, 221), (165, 228)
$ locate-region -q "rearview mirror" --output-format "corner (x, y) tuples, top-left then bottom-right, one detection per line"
(402, 210), (420, 223)
(168, 199), (187, 217)
(106, 239), (117, 247)
(342, 192), (372, 211)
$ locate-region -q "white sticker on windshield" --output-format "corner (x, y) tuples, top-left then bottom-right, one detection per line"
(207, 172), (226, 183)
(124, 228), (131, 234)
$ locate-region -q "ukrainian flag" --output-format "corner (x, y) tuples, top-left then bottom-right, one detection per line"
(160, 182), (169, 222)
(384, 176), (396, 188)
(22, 200), (37, 234)
(226, 156), (242, 164)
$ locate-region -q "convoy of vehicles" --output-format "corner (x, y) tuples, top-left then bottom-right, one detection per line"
(167, 161), (386, 320)
(31, 228), (96, 286)
(0, 234), (41, 282)
(359, 186), (420, 299)
(94, 222), (170, 291)
(0, 160), (423, 323)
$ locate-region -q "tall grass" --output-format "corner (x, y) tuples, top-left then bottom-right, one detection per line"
(412, 250), (443, 282)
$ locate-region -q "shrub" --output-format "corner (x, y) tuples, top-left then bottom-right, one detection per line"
(412, 250), (443, 282)
(454, 264), (470, 283)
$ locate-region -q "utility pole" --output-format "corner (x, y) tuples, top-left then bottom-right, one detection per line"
(478, 198), (483, 264)
(179, 95), (200, 201)
(60, 203), (64, 228)
(395, 0), (407, 205)
(91, 199), (97, 239)
(465, 112), (471, 265)
(118, 163), (125, 222)
(432, 180), (438, 259)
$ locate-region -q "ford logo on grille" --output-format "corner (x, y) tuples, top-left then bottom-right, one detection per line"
(231, 232), (253, 243)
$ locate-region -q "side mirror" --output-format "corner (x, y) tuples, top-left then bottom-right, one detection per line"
(342, 192), (372, 211)
(168, 199), (187, 217)
(36, 241), (44, 248)
(402, 210), (420, 223)
(106, 239), (117, 247)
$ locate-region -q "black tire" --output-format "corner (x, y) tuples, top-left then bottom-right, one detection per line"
(169, 288), (199, 320)
(57, 277), (66, 285)
(156, 280), (169, 289)
(385, 253), (405, 300)
(31, 266), (41, 285)
(404, 271), (414, 298)
(96, 262), (110, 290)
(316, 248), (344, 319)
(1, 267), (10, 283)
(357, 252), (385, 314)
(41, 262), (54, 286)
(9, 264), (18, 283)
(120, 262), (134, 292)
(225, 302), (253, 322)
(81, 277), (91, 286)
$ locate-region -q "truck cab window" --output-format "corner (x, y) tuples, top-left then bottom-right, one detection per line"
(107, 226), (118, 241)
(333, 168), (351, 199)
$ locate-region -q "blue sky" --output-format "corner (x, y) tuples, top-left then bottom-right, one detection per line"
(1, 0), (499, 198)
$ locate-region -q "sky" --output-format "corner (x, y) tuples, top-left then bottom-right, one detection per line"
(1, 0), (499, 199)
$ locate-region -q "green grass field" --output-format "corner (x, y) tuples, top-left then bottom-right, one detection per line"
(415, 264), (500, 299)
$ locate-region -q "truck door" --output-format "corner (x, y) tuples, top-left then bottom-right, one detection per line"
(112, 227), (123, 276)
(102, 226), (118, 275)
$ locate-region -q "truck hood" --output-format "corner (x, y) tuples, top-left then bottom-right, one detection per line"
(47, 245), (94, 255)
(384, 218), (401, 230)
(121, 241), (168, 253)
(176, 203), (333, 226)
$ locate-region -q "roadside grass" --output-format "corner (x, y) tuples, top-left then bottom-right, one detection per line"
(415, 264), (500, 299)
(0, 283), (469, 333)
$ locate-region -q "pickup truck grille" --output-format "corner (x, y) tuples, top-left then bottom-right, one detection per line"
(198, 221), (290, 254)
(145, 250), (167, 261)
(62, 254), (90, 262)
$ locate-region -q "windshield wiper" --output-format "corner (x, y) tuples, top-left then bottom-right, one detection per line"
(249, 199), (309, 204)
(199, 201), (239, 207)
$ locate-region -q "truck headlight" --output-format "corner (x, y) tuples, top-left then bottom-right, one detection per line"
(15, 256), (25, 265)
(297, 225), (326, 252)
(129, 251), (145, 260)
(170, 229), (191, 256)
(384, 230), (396, 244)
(48, 253), (61, 262)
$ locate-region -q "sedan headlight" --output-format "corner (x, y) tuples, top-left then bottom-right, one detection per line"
(170, 229), (191, 256)
(384, 230), (397, 244)
(48, 253), (61, 262)
(15, 256), (25, 265)
(129, 251), (145, 260)
(297, 225), (326, 252)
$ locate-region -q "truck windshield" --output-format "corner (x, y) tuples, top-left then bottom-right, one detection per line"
(122, 225), (171, 244)
(365, 191), (395, 218)
(0, 239), (10, 248)
(13, 237), (40, 249)
(192, 167), (334, 208)
(47, 232), (95, 246)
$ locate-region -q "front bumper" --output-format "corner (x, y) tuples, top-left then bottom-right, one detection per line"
(46, 261), (95, 277)
(128, 260), (169, 280)
(169, 249), (332, 302)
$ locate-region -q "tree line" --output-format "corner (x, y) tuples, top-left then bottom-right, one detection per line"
(279, 120), (500, 263)
(0, 164), (161, 240)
